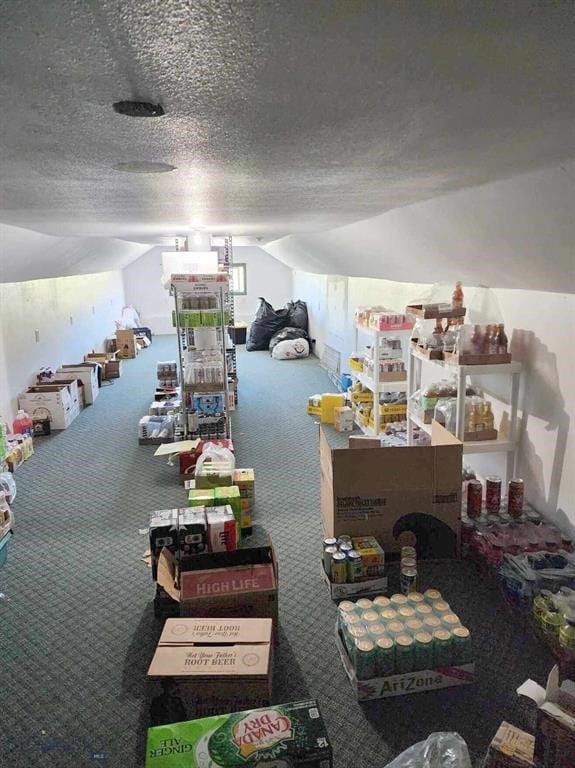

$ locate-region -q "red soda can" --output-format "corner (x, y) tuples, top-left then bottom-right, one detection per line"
(466, 480), (483, 519)
(485, 475), (502, 514)
(507, 478), (524, 519)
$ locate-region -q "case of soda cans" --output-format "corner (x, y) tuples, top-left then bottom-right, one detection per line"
(335, 590), (475, 700)
(322, 535), (387, 600)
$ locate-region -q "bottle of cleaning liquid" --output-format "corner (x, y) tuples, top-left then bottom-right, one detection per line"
(12, 409), (33, 437)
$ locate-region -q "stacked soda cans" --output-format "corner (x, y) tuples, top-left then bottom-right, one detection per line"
(323, 535), (385, 584)
(338, 591), (472, 680)
(400, 545), (417, 595)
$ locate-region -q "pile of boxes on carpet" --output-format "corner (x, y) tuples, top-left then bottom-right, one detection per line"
(143, 444), (337, 767)
(139, 361), (181, 445)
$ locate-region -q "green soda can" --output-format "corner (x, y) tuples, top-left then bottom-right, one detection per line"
(338, 601), (357, 631)
(356, 598), (373, 611)
(407, 592), (425, 607)
(342, 614), (363, 650)
(405, 618), (424, 635)
(375, 636), (395, 677)
(424, 589), (442, 603)
(451, 626), (473, 664)
(433, 629), (453, 667)
(362, 610), (381, 627)
(387, 620), (406, 639)
(330, 551), (347, 583)
(413, 631), (434, 671)
(379, 608), (398, 624)
(398, 606), (416, 621)
(433, 600), (451, 616)
(559, 610), (575, 652)
(423, 616), (442, 633)
(395, 634), (415, 673)
(373, 595), (391, 611)
(390, 594), (408, 609)
(533, 591), (553, 625)
(415, 603), (433, 620)
(542, 608), (562, 639)
(441, 613), (461, 631)
(368, 622), (388, 641)
(354, 638), (377, 680)
(346, 550), (363, 583)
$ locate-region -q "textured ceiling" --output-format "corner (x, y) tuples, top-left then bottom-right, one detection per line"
(0, 0), (574, 245)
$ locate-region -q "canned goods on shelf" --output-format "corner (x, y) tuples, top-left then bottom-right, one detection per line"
(395, 634), (415, 673)
(508, 478), (524, 519)
(413, 631), (434, 671)
(485, 475), (502, 514)
(375, 636), (395, 677)
(433, 629), (453, 667)
(354, 638), (377, 680)
(331, 551), (347, 583)
(451, 626), (472, 664)
(423, 589), (442, 603)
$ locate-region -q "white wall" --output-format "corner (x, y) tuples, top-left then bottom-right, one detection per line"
(122, 245), (294, 333)
(294, 271), (575, 531)
(0, 271), (125, 422)
(232, 246), (294, 324)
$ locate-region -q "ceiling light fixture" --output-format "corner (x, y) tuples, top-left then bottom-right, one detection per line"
(113, 161), (176, 173)
(113, 100), (165, 117)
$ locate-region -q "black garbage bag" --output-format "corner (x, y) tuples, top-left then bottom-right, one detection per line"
(268, 326), (310, 353)
(246, 298), (290, 351)
(286, 300), (309, 330)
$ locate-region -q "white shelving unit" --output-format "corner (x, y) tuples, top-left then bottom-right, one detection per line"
(407, 344), (522, 478)
(351, 322), (411, 437)
(171, 273), (231, 441)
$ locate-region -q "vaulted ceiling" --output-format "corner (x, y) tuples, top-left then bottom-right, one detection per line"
(1, 0), (573, 254)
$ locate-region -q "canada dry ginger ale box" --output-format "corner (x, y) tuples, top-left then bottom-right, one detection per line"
(146, 699), (333, 767)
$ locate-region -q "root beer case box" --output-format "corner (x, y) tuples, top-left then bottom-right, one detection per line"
(145, 699), (333, 768)
(147, 618), (273, 720)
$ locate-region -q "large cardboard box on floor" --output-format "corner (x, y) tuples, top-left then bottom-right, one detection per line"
(147, 618), (273, 720)
(157, 549), (278, 627)
(18, 382), (79, 430)
(518, 666), (575, 768)
(58, 364), (99, 404)
(320, 422), (462, 558)
(116, 329), (137, 359)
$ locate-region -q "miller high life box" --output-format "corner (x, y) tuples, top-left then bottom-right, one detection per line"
(156, 549), (278, 627)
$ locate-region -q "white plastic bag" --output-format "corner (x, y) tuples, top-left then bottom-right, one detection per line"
(271, 338), (309, 360)
(0, 472), (16, 504)
(384, 733), (471, 768)
(195, 442), (235, 474)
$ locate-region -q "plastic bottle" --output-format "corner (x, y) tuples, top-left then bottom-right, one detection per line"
(12, 409), (33, 437)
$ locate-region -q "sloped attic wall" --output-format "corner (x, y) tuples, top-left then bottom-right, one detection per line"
(285, 164), (574, 529)
(266, 163), (575, 293)
(0, 223), (151, 283)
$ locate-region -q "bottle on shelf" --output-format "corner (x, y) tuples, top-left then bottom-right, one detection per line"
(496, 324), (508, 354)
(443, 319), (457, 353)
(13, 409), (33, 436)
(452, 281), (464, 309)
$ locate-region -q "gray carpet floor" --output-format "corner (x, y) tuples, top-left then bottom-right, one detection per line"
(0, 337), (553, 767)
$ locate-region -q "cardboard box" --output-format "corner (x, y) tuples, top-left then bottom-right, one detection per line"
(336, 628), (475, 700)
(321, 563), (388, 601)
(334, 406), (354, 433)
(180, 524), (273, 572)
(84, 353), (122, 379)
(320, 422), (462, 558)
(483, 722), (535, 768)
(19, 383), (79, 430)
(157, 549), (278, 626)
(233, 468), (255, 499)
(147, 618), (273, 719)
(518, 666), (575, 768)
(58, 364), (99, 404)
(116, 329), (137, 359)
(145, 699), (333, 768)
(321, 393), (345, 425)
